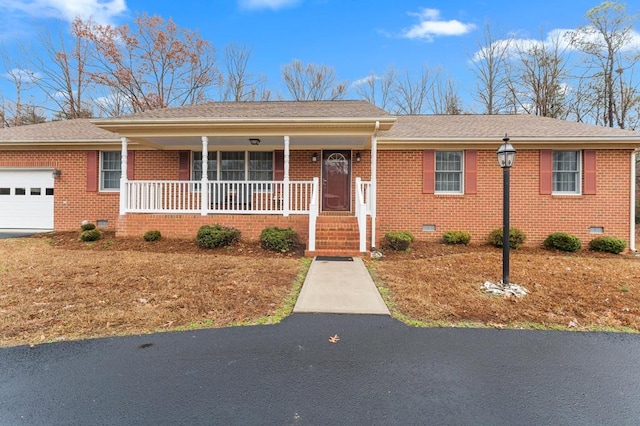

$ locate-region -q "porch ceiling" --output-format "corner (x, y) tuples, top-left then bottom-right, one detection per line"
(132, 135), (372, 150)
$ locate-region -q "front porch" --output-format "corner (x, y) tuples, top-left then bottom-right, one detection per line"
(118, 176), (374, 255)
(91, 102), (395, 255)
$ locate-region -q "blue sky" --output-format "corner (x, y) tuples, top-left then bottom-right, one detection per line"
(0, 0), (639, 112)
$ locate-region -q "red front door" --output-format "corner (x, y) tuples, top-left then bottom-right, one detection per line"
(322, 150), (351, 211)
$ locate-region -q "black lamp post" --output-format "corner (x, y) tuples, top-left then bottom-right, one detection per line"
(496, 134), (516, 286)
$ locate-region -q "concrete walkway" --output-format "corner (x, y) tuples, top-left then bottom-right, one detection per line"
(294, 257), (390, 315)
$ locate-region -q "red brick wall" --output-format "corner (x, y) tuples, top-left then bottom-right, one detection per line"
(117, 213), (310, 241)
(4, 147), (631, 248)
(376, 149), (634, 247)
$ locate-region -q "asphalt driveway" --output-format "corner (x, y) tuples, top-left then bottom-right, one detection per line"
(1, 314), (639, 425)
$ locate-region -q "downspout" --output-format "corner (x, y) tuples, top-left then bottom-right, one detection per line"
(631, 149), (638, 252)
(371, 120), (379, 249)
(119, 136), (128, 215)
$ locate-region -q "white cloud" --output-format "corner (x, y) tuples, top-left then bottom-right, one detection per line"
(3, 68), (40, 83)
(351, 75), (377, 88)
(0, 0), (127, 24)
(471, 27), (640, 63)
(401, 8), (476, 41)
(238, 0), (300, 11)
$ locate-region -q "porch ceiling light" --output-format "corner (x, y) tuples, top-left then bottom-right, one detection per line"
(249, 138), (261, 146)
(496, 134), (516, 168)
(312, 152), (318, 162)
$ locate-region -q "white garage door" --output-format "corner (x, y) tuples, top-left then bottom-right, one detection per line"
(0, 169), (54, 230)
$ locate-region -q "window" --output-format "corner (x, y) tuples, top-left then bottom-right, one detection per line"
(552, 151), (580, 194)
(249, 152), (273, 181)
(435, 151), (463, 193)
(221, 152), (245, 180)
(191, 151), (274, 182)
(101, 151), (121, 190)
(192, 151), (217, 180)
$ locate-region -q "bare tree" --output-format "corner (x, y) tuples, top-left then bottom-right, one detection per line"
(353, 66), (396, 111)
(506, 32), (570, 118)
(427, 70), (463, 114)
(390, 66), (435, 114)
(567, 1), (640, 128)
(25, 21), (93, 119)
(219, 43), (270, 102)
(0, 52), (38, 126)
(469, 21), (512, 114)
(281, 60), (347, 100)
(75, 14), (218, 112)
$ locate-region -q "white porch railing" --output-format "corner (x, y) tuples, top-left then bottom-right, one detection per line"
(124, 180), (317, 215)
(355, 178), (372, 253)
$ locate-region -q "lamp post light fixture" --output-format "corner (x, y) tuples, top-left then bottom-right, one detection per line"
(496, 134), (516, 286)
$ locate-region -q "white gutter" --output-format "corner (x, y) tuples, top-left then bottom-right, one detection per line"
(631, 149), (638, 252)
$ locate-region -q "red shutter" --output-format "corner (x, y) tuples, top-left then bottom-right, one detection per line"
(127, 151), (135, 180)
(86, 151), (98, 192)
(464, 150), (477, 194)
(583, 150), (596, 195)
(178, 151), (190, 180)
(540, 150), (552, 195)
(274, 150), (284, 181)
(423, 150), (435, 194)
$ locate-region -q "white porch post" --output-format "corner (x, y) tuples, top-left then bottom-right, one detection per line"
(119, 136), (128, 215)
(283, 135), (290, 217)
(371, 121), (379, 248)
(201, 136), (209, 216)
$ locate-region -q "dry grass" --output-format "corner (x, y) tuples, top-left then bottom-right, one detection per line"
(370, 241), (640, 332)
(3, 231), (640, 348)
(0, 232), (305, 347)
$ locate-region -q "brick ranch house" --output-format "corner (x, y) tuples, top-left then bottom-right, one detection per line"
(0, 100), (639, 255)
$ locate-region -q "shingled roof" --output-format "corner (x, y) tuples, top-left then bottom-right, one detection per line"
(0, 118), (119, 142)
(379, 114), (639, 140)
(101, 100), (392, 120)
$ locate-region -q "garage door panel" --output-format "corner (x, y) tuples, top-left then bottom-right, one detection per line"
(0, 170), (54, 230)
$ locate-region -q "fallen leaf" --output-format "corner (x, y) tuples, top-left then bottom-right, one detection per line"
(328, 334), (340, 343)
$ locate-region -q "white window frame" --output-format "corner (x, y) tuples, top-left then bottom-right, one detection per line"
(100, 151), (121, 192)
(552, 150), (582, 195)
(435, 151), (464, 194)
(192, 151), (273, 182)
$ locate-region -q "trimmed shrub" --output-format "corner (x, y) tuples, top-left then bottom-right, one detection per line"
(81, 222), (96, 231)
(196, 224), (240, 249)
(143, 230), (162, 242)
(442, 230), (471, 245)
(487, 227), (526, 249)
(589, 236), (627, 254)
(80, 229), (101, 242)
(382, 231), (414, 251)
(543, 232), (582, 252)
(260, 226), (299, 252)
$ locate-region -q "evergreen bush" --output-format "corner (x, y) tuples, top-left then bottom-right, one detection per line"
(196, 224), (240, 249)
(487, 227), (526, 249)
(143, 230), (162, 242)
(260, 226), (299, 252)
(543, 232), (582, 252)
(589, 236), (626, 254)
(80, 229), (101, 242)
(442, 230), (471, 245)
(382, 231), (414, 251)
